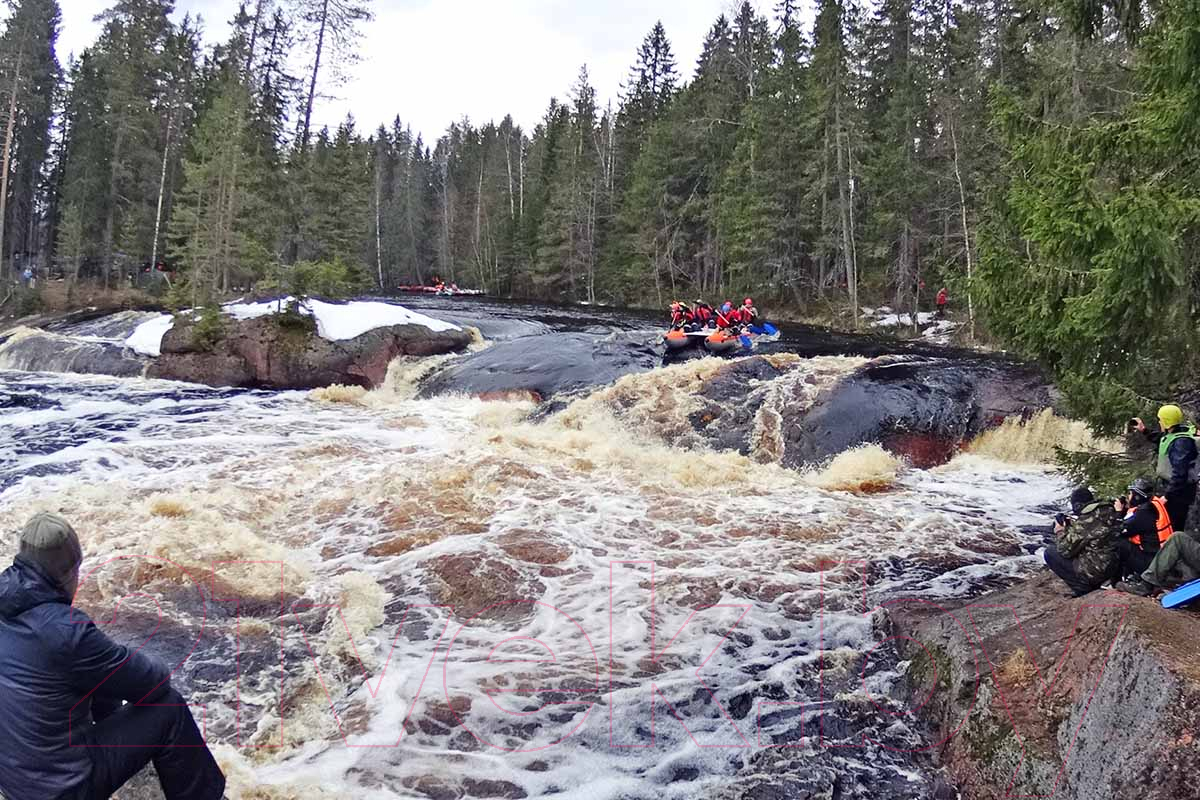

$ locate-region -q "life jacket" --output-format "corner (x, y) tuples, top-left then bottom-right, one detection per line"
(1130, 496), (1174, 547)
(1156, 424), (1200, 483)
(741, 304), (758, 322)
(670, 310), (693, 329)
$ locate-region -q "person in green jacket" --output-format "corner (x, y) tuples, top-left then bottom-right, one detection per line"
(1043, 487), (1121, 596)
(1132, 404), (1199, 531)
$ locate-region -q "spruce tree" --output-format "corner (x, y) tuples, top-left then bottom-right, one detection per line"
(0, 0), (60, 273)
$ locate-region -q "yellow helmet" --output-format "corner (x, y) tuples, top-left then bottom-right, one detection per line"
(1158, 404), (1185, 429)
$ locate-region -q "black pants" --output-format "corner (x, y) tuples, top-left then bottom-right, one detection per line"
(76, 688), (225, 800)
(1115, 539), (1156, 581)
(1044, 547), (1108, 596)
(1165, 484), (1198, 532)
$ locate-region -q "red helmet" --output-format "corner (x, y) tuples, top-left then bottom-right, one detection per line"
(743, 298), (754, 306)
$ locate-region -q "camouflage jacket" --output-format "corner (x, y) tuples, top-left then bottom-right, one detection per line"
(1056, 502), (1120, 584)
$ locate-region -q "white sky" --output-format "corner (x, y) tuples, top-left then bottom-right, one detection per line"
(55, 0), (768, 143)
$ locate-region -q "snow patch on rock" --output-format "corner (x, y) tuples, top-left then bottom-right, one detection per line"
(124, 298), (460, 357)
(124, 314), (176, 357)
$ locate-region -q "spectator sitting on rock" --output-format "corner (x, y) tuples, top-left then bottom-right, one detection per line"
(0, 513), (226, 800)
(1043, 487), (1120, 596)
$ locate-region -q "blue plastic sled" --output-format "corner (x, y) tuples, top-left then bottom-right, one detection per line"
(748, 323), (779, 336)
(1162, 578), (1200, 609)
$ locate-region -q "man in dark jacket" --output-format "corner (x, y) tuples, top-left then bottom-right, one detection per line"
(1134, 404), (1199, 531)
(0, 513), (225, 800)
(1043, 487), (1120, 596)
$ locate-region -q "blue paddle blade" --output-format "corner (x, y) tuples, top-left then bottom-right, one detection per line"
(1162, 577), (1200, 609)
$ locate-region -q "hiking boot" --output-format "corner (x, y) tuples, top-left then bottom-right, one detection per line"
(1117, 578), (1160, 597)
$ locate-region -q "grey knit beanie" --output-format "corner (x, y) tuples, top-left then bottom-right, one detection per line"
(19, 512), (83, 587)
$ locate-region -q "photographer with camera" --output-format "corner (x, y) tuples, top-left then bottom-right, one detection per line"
(1130, 404), (1199, 531)
(1043, 487), (1120, 596)
(1113, 479), (1175, 582)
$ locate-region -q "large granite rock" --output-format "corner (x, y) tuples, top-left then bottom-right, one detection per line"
(147, 315), (472, 390)
(892, 573), (1200, 800)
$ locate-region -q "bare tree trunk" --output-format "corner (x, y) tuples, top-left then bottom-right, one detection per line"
(245, 0), (267, 77)
(440, 151), (452, 281)
(0, 40), (24, 281)
(300, 0), (330, 151)
(504, 131), (515, 221)
(474, 158), (485, 290)
(150, 114), (174, 281)
(375, 151), (384, 288)
(950, 120), (976, 341)
(835, 93), (857, 329)
(818, 119), (831, 299)
(102, 125), (125, 290)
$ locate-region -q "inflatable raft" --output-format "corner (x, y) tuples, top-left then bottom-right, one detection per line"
(663, 328), (711, 351)
(702, 323), (781, 355)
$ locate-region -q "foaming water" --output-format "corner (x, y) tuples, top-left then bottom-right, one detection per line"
(806, 444), (905, 493)
(0, 369), (1068, 799)
(967, 408), (1122, 464)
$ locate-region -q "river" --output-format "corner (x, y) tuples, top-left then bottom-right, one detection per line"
(0, 297), (1087, 799)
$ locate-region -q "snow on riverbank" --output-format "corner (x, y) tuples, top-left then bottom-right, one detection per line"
(124, 314), (176, 357)
(862, 306), (961, 345)
(124, 298), (460, 357)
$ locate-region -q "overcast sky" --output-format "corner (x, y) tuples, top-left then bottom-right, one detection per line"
(55, 0), (761, 143)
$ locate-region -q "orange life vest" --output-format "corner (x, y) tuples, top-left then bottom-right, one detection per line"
(1131, 496), (1174, 547)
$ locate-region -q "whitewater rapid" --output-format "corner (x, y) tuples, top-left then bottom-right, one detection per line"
(0, 366), (1070, 799)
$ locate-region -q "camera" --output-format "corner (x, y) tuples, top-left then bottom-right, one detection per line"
(1127, 417), (1141, 432)
(1054, 513), (1069, 527)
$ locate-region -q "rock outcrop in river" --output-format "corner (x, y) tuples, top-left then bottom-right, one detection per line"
(148, 314), (473, 390)
(559, 353), (1056, 469)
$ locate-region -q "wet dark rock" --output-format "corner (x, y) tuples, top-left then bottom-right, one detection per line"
(670, 766), (701, 782)
(779, 355), (1054, 469)
(0, 390), (57, 410)
(148, 315), (471, 390)
(425, 552), (546, 624)
(892, 573), (1200, 800)
(0, 328), (149, 377)
(421, 331), (661, 400)
(462, 778), (529, 798)
(404, 775), (464, 800)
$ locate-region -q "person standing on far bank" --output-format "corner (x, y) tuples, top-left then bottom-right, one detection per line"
(1133, 404), (1199, 531)
(0, 513), (226, 800)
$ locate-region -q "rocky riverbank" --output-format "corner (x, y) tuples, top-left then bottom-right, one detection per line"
(893, 573), (1200, 800)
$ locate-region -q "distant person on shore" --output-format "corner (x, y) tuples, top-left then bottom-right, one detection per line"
(1043, 487), (1120, 596)
(0, 513), (226, 800)
(1113, 479), (1174, 580)
(936, 287), (948, 317)
(21, 266), (33, 289)
(1131, 404), (1198, 531)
